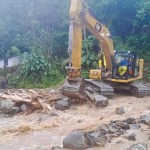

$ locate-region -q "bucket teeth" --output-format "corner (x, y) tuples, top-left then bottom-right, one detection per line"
(62, 78), (86, 100)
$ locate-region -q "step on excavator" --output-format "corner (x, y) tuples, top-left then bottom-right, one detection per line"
(62, 0), (150, 104)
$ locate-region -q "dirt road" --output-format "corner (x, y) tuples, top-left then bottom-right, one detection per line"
(0, 95), (150, 150)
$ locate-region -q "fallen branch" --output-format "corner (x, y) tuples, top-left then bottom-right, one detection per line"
(0, 89), (63, 115)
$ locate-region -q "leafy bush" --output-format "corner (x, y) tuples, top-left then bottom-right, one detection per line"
(6, 46), (21, 57)
(82, 36), (99, 69)
(8, 53), (65, 88)
(20, 53), (48, 85)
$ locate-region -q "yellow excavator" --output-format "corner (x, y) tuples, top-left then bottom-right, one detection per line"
(62, 0), (150, 102)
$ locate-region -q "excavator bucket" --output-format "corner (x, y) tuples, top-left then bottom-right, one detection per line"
(62, 78), (86, 100)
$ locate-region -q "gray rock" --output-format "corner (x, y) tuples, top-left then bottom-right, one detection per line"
(116, 141), (123, 144)
(10, 107), (21, 115)
(145, 114), (150, 125)
(115, 107), (125, 115)
(139, 113), (150, 125)
(109, 126), (118, 133)
(124, 117), (136, 124)
(77, 119), (83, 123)
(38, 114), (50, 122)
(50, 112), (58, 117)
(89, 132), (100, 139)
(127, 133), (136, 141)
(94, 95), (108, 107)
(88, 131), (106, 146)
(55, 98), (71, 110)
(101, 125), (109, 134)
(127, 143), (148, 150)
(63, 130), (89, 149)
(122, 122), (130, 130)
(139, 115), (147, 123)
(130, 124), (141, 130)
(21, 104), (29, 112)
(51, 146), (61, 150)
(0, 100), (15, 114)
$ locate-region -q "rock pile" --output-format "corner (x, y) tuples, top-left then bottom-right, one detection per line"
(63, 117), (142, 149)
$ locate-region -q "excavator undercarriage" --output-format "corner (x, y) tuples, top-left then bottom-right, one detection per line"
(62, 78), (150, 105)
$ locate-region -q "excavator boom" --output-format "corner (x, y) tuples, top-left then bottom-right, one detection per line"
(67, 0), (114, 81)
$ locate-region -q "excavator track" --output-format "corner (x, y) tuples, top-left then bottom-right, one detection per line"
(130, 82), (150, 98)
(85, 79), (114, 98)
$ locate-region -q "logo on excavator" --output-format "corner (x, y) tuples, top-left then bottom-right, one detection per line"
(95, 23), (102, 32)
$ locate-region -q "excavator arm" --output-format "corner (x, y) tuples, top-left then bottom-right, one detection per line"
(66, 0), (82, 81)
(83, 10), (114, 72)
(67, 0), (114, 81)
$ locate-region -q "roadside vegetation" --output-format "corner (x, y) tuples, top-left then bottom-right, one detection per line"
(0, 0), (150, 88)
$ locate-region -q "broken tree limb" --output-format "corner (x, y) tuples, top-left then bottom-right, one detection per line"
(0, 89), (63, 114)
(0, 93), (31, 103)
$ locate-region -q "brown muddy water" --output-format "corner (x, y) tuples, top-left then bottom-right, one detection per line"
(0, 95), (150, 150)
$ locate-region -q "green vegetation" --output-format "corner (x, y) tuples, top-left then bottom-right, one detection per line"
(8, 53), (64, 88)
(0, 0), (150, 87)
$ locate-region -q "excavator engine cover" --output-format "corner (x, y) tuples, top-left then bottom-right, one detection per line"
(62, 78), (86, 100)
(89, 69), (102, 79)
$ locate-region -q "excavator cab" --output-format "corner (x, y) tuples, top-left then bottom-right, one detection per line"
(112, 51), (140, 80)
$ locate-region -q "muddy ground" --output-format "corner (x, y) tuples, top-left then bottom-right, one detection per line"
(0, 94), (150, 150)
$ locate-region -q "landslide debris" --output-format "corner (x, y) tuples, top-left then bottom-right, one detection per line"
(0, 89), (64, 115)
(63, 114), (150, 149)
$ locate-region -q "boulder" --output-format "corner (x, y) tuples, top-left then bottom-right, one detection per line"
(21, 104), (29, 112)
(127, 143), (148, 150)
(88, 131), (106, 147)
(124, 117), (136, 124)
(145, 113), (150, 125)
(101, 125), (109, 134)
(139, 115), (147, 123)
(63, 130), (89, 149)
(139, 113), (150, 125)
(130, 124), (141, 130)
(55, 98), (71, 110)
(115, 107), (125, 115)
(127, 133), (136, 141)
(10, 107), (21, 115)
(122, 122), (130, 130)
(0, 99), (15, 114)
(109, 126), (118, 133)
(94, 95), (108, 107)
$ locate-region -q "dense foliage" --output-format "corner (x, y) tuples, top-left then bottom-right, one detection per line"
(9, 53), (64, 88)
(0, 0), (150, 86)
